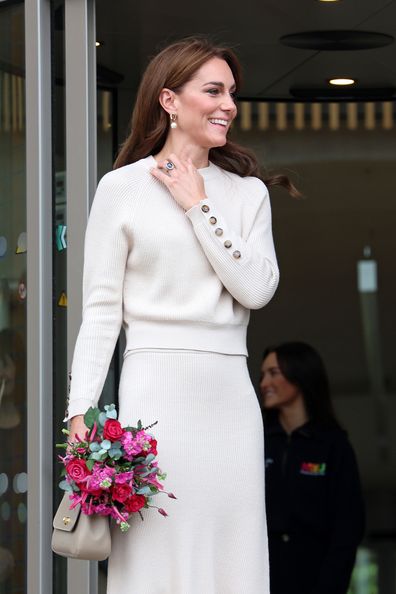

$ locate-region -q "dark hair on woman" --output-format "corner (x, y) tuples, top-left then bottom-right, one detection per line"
(263, 341), (340, 428)
(114, 36), (300, 198)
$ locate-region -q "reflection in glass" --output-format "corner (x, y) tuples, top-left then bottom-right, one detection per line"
(0, 2), (27, 592)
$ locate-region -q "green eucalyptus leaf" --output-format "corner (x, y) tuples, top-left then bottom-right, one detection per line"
(86, 459), (95, 471)
(98, 412), (107, 426)
(59, 480), (72, 491)
(136, 486), (151, 495)
(105, 404), (117, 419)
(109, 448), (122, 459)
(90, 452), (102, 461)
(101, 440), (111, 450)
(84, 407), (100, 429)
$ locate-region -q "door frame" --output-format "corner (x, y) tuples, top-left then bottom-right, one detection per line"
(64, 0), (98, 593)
(25, 0), (53, 592)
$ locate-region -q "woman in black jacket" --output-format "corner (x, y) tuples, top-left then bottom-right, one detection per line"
(260, 342), (365, 594)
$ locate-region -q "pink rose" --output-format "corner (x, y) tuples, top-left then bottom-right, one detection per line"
(103, 419), (124, 441)
(112, 484), (132, 503)
(66, 458), (90, 482)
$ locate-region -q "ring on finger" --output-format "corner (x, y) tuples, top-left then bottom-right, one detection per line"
(165, 160), (175, 171)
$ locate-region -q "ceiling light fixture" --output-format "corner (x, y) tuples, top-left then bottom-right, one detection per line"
(96, 41), (103, 47)
(329, 78), (356, 86)
(318, 0), (341, 3)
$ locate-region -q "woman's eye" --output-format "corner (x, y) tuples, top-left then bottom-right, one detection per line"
(207, 88), (219, 95)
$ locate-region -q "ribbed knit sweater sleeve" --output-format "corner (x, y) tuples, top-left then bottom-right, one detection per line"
(185, 179), (279, 309)
(65, 174), (131, 420)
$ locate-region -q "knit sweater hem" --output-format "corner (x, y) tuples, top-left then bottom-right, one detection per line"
(124, 320), (248, 356)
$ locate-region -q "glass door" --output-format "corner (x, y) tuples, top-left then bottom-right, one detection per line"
(0, 2), (27, 593)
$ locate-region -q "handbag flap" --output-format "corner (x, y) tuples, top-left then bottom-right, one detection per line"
(53, 493), (81, 532)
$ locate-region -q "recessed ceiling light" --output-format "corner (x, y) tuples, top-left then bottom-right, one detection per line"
(96, 41), (103, 47)
(318, 0), (341, 3)
(329, 78), (356, 86)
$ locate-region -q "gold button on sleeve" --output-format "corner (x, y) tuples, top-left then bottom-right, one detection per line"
(215, 228), (223, 236)
(201, 204), (210, 213)
(232, 250), (241, 259)
(224, 240), (232, 248)
(209, 216), (217, 224)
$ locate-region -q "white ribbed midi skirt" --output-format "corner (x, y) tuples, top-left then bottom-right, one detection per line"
(107, 350), (270, 594)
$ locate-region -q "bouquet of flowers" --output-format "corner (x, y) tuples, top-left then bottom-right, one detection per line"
(56, 404), (175, 532)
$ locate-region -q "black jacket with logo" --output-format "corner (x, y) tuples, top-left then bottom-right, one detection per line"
(264, 419), (365, 594)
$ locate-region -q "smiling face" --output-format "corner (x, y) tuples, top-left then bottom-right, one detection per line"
(260, 352), (303, 411)
(170, 57), (237, 150)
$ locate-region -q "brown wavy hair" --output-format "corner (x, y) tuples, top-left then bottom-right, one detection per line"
(114, 37), (300, 198)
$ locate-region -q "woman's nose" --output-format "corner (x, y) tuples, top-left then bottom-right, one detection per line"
(220, 95), (236, 111)
(260, 375), (269, 390)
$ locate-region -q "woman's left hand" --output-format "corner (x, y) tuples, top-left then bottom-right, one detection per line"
(150, 153), (207, 211)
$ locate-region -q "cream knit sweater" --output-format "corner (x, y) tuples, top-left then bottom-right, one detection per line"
(66, 155), (279, 420)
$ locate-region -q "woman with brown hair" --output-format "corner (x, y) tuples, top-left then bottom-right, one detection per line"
(66, 37), (292, 593)
(260, 342), (365, 594)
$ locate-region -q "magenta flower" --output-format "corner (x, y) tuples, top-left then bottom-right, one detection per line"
(86, 464), (116, 490)
(56, 405), (174, 532)
(114, 471), (134, 484)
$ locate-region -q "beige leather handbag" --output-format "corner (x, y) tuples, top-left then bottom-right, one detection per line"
(51, 493), (111, 561)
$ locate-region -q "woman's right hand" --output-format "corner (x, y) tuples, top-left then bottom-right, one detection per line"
(68, 414), (88, 446)
(150, 154), (207, 211)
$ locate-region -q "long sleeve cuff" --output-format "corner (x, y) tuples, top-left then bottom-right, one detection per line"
(63, 397), (95, 422)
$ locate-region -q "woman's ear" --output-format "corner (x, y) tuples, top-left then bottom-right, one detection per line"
(159, 88), (178, 115)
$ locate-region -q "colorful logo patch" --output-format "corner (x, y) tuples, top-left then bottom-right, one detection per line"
(300, 462), (326, 476)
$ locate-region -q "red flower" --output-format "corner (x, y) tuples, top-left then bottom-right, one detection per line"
(66, 459), (90, 482)
(125, 494), (146, 513)
(112, 484), (132, 503)
(83, 486), (102, 497)
(148, 439), (158, 456)
(103, 419), (124, 441)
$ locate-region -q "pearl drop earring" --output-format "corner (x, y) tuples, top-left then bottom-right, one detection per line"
(170, 114), (178, 129)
